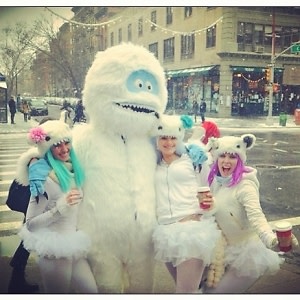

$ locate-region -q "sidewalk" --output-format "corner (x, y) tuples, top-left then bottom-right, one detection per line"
(0, 112), (38, 134)
(1, 111), (300, 135)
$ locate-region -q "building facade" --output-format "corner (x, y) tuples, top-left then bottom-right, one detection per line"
(99, 7), (300, 117)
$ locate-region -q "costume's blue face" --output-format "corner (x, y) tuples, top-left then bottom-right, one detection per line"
(126, 70), (159, 95)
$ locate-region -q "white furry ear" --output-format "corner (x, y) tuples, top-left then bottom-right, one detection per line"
(206, 136), (218, 151)
(241, 134), (256, 149)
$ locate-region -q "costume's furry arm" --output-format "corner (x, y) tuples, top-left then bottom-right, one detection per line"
(15, 147), (41, 186)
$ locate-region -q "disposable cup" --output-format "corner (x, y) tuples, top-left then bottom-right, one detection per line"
(197, 186), (211, 210)
(275, 221), (292, 252)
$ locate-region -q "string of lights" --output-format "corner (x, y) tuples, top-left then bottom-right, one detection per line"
(45, 7), (223, 36)
(145, 16), (223, 36)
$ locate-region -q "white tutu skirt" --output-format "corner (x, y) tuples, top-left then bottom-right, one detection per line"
(225, 236), (284, 278)
(19, 225), (91, 260)
(152, 216), (221, 267)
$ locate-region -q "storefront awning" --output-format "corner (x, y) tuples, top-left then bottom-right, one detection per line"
(230, 66), (284, 73)
(166, 65), (217, 78)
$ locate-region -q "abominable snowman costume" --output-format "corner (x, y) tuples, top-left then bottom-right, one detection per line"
(72, 43), (168, 293)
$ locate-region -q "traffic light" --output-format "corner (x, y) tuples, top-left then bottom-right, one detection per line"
(265, 68), (271, 82)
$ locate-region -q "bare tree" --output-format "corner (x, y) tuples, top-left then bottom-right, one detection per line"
(30, 18), (82, 97)
(0, 22), (36, 97)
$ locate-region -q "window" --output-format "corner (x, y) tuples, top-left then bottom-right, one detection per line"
(149, 42), (158, 58)
(110, 32), (114, 46)
(163, 37), (175, 61)
(237, 21), (300, 52)
(151, 10), (157, 31)
(128, 24), (132, 41)
(166, 7), (173, 25)
(184, 7), (192, 18)
(206, 25), (216, 48)
(181, 34), (195, 58)
(118, 28), (122, 43)
(138, 18), (143, 37)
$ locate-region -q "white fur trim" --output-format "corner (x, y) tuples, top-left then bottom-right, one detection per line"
(209, 134), (256, 163)
(15, 147), (41, 185)
(28, 120), (72, 156)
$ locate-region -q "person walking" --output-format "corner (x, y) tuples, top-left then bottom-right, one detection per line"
(8, 96), (17, 124)
(18, 120), (98, 293)
(199, 100), (207, 123)
(73, 99), (85, 124)
(22, 100), (30, 122)
(204, 134), (298, 293)
(192, 100), (199, 123)
(152, 114), (221, 293)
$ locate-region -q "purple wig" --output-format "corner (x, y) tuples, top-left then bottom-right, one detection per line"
(208, 154), (251, 187)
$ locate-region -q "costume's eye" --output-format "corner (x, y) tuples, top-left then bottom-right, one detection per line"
(145, 81), (153, 91)
(135, 79), (143, 89)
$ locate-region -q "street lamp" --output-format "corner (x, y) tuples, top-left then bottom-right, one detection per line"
(266, 11), (276, 125)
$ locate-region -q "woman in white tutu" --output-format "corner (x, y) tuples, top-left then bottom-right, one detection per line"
(152, 115), (221, 293)
(204, 134), (298, 293)
(18, 120), (97, 293)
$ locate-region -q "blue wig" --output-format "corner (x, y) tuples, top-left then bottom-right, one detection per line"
(208, 155), (251, 187)
(45, 148), (85, 192)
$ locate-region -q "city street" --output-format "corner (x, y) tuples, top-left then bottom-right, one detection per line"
(1, 111), (300, 293)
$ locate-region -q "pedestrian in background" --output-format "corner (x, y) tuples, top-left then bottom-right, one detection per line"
(8, 96), (17, 124)
(199, 99), (207, 123)
(204, 134), (298, 293)
(192, 100), (199, 123)
(152, 115), (221, 293)
(18, 120), (98, 293)
(22, 100), (30, 122)
(73, 99), (85, 124)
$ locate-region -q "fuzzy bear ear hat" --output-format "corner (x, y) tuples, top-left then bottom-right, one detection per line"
(27, 120), (72, 156)
(208, 134), (256, 163)
(156, 114), (194, 140)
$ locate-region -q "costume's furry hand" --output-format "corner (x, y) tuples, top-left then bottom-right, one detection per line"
(28, 159), (51, 197)
(186, 144), (208, 166)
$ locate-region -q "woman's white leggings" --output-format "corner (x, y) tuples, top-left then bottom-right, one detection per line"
(38, 256), (98, 293)
(205, 266), (258, 293)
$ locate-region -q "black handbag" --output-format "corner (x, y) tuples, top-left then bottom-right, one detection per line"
(6, 179), (31, 214)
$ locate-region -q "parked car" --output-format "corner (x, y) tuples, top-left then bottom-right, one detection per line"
(29, 99), (48, 116)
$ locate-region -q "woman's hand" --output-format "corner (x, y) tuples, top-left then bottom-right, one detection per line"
(66, 189), (83, 206)
(198, 191), (214, 210)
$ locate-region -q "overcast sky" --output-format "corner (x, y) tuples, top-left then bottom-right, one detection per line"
(0, 7), (74, 31)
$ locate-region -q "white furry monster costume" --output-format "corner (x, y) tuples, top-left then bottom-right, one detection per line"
(72, 43), (168, 293)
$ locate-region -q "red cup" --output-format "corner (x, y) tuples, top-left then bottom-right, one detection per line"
(275, 221), (292, 252)
(197, 186), (211, 210)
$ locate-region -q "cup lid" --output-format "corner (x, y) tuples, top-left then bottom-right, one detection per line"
(275, 221), (292, 231)
(197, 186), (210, 193)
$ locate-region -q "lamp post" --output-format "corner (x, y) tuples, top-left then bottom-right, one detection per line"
(266, 10), (275, 125)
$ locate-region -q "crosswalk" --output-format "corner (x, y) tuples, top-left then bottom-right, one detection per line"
(0, 134), (30, 236)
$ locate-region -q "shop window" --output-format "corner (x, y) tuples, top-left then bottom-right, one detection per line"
(181, 34), (195, 59)
(206, 26), (216, 48)
(118, 28), (122, 43)
(128, 24), (132, 41)
(138, 18), (143, 37)
(151, 10), (157, 31)
(166, 7), (173, 25)
(149, 42), (158, 58)
(163, 37), (175, 62)
(184, 7), (193, 18)
(110, 32), (114, 46)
